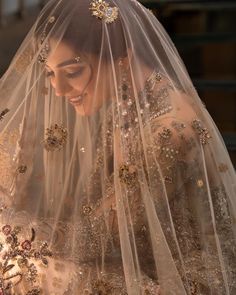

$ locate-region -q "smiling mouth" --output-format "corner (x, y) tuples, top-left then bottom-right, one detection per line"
(68, 94), (86, 106)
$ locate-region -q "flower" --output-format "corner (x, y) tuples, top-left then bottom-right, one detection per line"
(2, 225), (12, 236)
(21, 240), (32, 251)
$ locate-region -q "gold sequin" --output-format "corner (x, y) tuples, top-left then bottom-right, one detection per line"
(197, 179), (204, 188)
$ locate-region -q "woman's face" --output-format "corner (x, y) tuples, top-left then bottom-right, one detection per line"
(45, 40), (111, 116)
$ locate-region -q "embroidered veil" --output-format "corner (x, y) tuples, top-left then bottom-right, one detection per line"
(0, 0), (236, 294)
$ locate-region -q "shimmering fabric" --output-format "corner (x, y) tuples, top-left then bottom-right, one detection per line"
(0, 0), (236, 294)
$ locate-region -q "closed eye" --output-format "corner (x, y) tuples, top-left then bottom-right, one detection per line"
(45, 67), (85, 78)
(66, 67), (85, 78)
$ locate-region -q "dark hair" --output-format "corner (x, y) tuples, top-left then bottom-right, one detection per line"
(35, 0), (127, 61)
(35, 0), (178, 73)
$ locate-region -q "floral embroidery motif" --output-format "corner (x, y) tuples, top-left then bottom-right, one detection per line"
(0, 225), (52, 294)
(158, 127), (172, 142)
(82, 205), (93, 216)
(147, 71), (162, 84)
(90, 0), (119, 24)
(192, 119), (211, 145)
(218, 163), (229, 173)
(119, 164), (137, 187)
(139, 72), (173, 124)
(197, 179), (204, 188)
(43, 124), (68, 151)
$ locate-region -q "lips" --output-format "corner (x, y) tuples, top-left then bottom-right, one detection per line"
(67, 94), (86, 106)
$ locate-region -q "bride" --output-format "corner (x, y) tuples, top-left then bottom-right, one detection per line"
(0, 0), (235, 294)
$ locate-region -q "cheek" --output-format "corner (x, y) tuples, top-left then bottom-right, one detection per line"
(70, 79), (81, 91)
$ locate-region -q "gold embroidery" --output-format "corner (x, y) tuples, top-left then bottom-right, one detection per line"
(14, 47), (33, 74)
(218, 163), (229, 173)
(192, 119), (211, 145)
(90, 0), (119, 24)
(92, 279), (114, 294)
(119, 164), (137, 187)
(43, 124), (68, 152)
(0, 224), (52, 294)
(158, 127), (172, 142)
(82, 205), (93, 216)
(0, 128), (19, 192)
(197, 179), (204, 188)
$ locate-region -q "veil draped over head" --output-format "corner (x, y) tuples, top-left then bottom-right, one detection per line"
(0, 0), (236, 294)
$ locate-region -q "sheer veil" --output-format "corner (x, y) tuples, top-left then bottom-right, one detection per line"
(0, 0), (236, 294)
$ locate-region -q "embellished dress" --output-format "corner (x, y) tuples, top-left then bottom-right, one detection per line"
(0, 71), (235, 295)
(37, 72), (236, 294)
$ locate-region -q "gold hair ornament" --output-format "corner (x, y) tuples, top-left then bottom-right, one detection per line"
(90, 0), (119, 24)
(75, 56), (81, 63)
(38, 16), (56, 64)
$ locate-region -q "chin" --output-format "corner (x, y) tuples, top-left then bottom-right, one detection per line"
(74, 105), (97, 116)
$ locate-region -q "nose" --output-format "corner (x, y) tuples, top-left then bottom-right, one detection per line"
(52, 74), (72, 97)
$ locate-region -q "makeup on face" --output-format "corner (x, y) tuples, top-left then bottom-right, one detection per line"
(45, 40), (113, 116)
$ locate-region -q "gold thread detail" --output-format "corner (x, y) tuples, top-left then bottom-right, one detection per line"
(90, 0), (119, 24)
(43, 124), (68, 151)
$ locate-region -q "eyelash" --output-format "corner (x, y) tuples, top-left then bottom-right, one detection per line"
(66, 68), (84, 78)
(46, 68), (84, 79)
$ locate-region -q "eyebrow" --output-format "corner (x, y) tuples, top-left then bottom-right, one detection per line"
(57, 59), (81, 68)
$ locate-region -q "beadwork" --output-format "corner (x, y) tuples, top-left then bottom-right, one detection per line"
(90, 0), (119, 23)
(0, 225), (52, 294)
(119, 164), (137, 187)
(192, 119), (211, 145)
(43, 124), (68, 151)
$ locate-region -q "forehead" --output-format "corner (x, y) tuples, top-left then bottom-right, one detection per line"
(46, 40), (77, 67)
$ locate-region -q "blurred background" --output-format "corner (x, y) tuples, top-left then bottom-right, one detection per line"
(0, 0), (235, 166)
